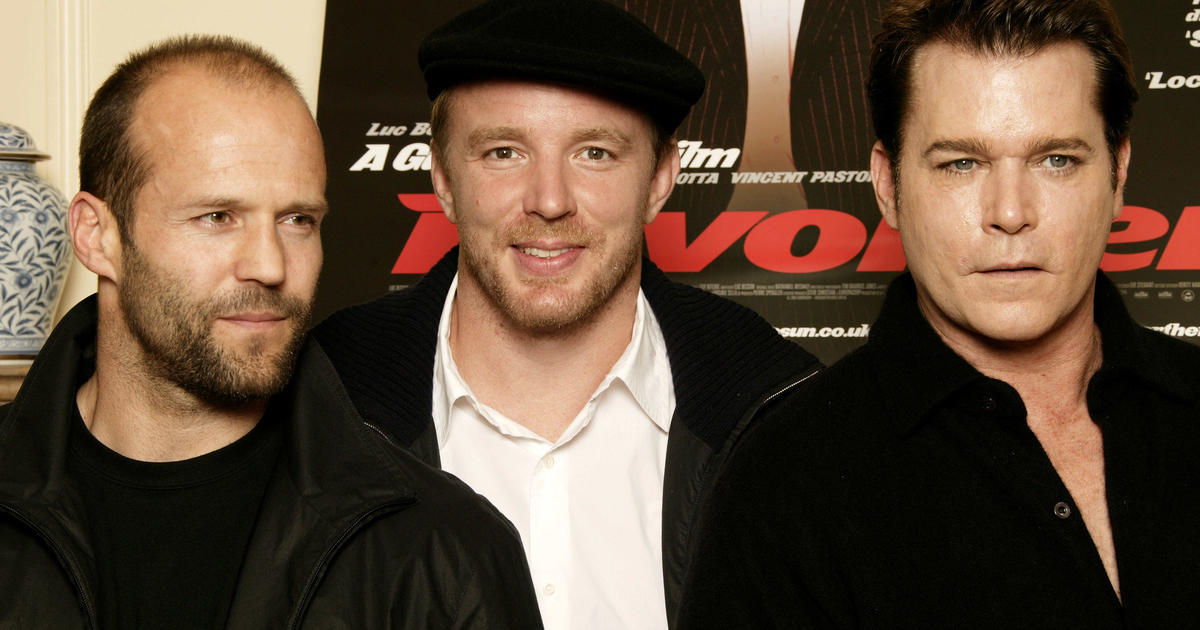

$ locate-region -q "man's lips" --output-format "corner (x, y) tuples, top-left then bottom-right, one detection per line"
(510, 242), (584, 274)
(218, 312), (287, 328)
(513, 242), (581, 259)
(517, 246), (573, 259)
(978, 264), (1044, 275)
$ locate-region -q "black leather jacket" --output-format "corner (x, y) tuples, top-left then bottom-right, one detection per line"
(0, 296), (543, 629)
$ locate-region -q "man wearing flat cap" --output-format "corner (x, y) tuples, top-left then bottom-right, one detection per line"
(314, 0), (821, 627)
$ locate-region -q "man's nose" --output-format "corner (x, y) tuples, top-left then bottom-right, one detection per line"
(524, 158), (577, 220)
(235, 221), (287, 286)
(982, 164), (1038, 235)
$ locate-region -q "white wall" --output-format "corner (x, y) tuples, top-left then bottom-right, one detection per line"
(0, 0), (327, 320)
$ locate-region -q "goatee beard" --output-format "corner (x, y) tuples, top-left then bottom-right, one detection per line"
(119, 243), (311, 405)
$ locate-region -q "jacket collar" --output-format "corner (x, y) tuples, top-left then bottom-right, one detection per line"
(313, 249), (457, 463)
(0, 295), (104, 625)
(869, 272), (1197, 436)
(0, 295), (418, 625)
(0, 295), (97, 505)
(637, 257), (821, 449)
(227, 338), (419, 625)
(382, 247), (822, 450)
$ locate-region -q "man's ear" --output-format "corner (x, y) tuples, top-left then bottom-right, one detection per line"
(870, 141), (900, 230)
(69, 192), (122, 281)
(1111, 137), (1132, 221)
(643, 140), (681, 225)
(430, 143), (457, 224)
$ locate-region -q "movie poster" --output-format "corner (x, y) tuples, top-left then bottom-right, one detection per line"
(315, 0), (1199, 365)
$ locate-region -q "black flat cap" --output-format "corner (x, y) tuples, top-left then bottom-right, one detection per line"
(418, 0), (705, 133)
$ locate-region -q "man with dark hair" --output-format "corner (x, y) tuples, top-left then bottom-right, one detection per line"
(677, 0), (1200, 627)
(313, 0), (821, 627)
(0, 35), (541, 628)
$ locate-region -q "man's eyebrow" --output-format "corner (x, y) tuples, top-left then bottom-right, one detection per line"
(185, 197), (329, 215)
(922, 137), (1097, 159)
(286, 200), (330, 215)
(571, 127), (633, 147)
(1025, 136), (1096, 155)
(463, 126), (635, 149)
(922, 138), (990, 159)
(189, 196), (243, 210)
(465, 126), (524, 148)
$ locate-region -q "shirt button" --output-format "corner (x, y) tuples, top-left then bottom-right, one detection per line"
(543, 583), (556, 596)
(1054, 502), (1072, 519)
(981, 395), (997, 411)
(543, 455), (556, 469)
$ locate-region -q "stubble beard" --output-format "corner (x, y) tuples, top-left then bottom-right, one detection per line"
(118, 243), (312, 405)
(458, 217), (644, 335)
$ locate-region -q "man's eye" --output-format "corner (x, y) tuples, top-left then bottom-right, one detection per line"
(200, 212), (230, 224)
(1044, 155), (1074, 168)
(583, 147), (610, 160)
(284, 214), (316, 227)
(949, 159), (975, 171)
(487, 147), (516, 159)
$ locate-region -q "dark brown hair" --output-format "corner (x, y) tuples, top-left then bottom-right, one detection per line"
(79, 35), (301, 240)
(868, 0), (1137, 174)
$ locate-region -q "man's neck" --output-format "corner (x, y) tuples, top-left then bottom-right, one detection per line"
(928, 297), (1103, 421)
(927, 289), (1120, 597)
(78, 335), (264, 463)
(449, 277), (640, 442)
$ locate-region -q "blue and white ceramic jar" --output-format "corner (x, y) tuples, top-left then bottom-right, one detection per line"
(0, 122), (70, 356)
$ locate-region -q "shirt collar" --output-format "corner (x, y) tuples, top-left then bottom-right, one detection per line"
(432, 274), (480, 446)
(869, 272), (1198, 437)
(867, 273), (985, 436)
(432, 273), (674, 447)
(1089, 272), (1198, 402)
(599, 290), (675, 433)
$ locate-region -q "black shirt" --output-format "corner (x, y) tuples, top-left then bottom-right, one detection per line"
(69, 403), (282, 630)
(678, 273), (1200, 629)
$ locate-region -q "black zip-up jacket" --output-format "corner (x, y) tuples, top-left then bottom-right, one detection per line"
(314, 248), (822, 624)
(0, 296), (544, 629)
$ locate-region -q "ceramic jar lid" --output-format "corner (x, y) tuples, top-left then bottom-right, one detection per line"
(0, 122), (51, 162)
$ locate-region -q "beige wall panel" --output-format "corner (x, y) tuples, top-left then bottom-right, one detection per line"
(0, 0), (327, 320)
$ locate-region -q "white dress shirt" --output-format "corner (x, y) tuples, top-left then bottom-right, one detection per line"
(432, 273), (676, 630)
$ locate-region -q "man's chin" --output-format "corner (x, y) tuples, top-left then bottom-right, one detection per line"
(182, 337), (304, 404)
(183, 361), (294, 405)
(498, 288), (608, 333)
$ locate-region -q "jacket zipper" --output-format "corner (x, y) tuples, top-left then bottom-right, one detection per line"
(362, 420), (400, 450)
(699, 363), (823, 504)
(284, 499), (413, 628)
(708, 363), (823, 486)
(741, 364), (823, 432)
(676, 363), (823, 584)
(282, 420), (414, 627)
(0, 503), (98, 629)
(767, 364), (822, 405)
